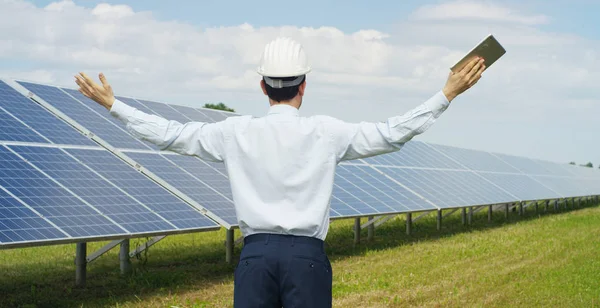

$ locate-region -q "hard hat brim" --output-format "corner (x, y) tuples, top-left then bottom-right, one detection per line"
(256, 67), (312, 77)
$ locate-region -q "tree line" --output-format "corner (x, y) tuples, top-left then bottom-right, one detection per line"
(569, 161), (596, 168)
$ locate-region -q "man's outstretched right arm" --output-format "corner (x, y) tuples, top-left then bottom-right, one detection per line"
(327, 57), (487, 162)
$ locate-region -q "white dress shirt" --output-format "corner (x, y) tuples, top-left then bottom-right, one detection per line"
(109, 91), (450, 240)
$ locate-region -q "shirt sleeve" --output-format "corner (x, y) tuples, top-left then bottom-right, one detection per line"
(325, 91), (450, 162)
(109, 99), (227, 162)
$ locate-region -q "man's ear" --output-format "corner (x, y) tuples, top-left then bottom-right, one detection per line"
(260, 80), (267, 95)
(298, 80), (306, 97)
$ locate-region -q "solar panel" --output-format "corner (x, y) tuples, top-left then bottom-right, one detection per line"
(197, 107), (230, 122)
(476, 172), (561, 201)
(169, 104), (217, 123)
(529, 159), (578, 177)
(65, 148), (219, 230)
(379, 167), (516, 208)
(338, 164), (435, 212)
(124, 151), (237, 225)
(491, 152), (552, 175)
(0, 81), (96, 146)
(10, 145), (179, 234)
(0, 107), (47, 143)
(17, 81), (150, 150)
(531, 176), (587, 197)
(162, 154), (233, 200)
(136, 99), (193, 124)
(0, 187), (67, 244)
(114, 96), (157, 115)
(0, 145), (126, 237)
(428, 143), (521, 173)
(362, 141), (464, 170)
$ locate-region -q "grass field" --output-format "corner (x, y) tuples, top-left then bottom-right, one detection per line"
(1, 203), (600, 307)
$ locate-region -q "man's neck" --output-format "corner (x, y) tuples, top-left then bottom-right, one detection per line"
(269, 100), (301, 109)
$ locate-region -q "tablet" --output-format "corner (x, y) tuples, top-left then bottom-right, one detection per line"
(450, 34), (506, 73)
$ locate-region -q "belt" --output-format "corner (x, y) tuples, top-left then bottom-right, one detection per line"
(243, 233), (325, 250)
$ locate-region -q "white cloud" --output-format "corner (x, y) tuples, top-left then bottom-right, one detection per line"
(0, 0), (599, 164)
(412, 0), (550, 25)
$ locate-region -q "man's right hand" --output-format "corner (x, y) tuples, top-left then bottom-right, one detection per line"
(442, 57), (486, 102)
(75, 72), (115, 110)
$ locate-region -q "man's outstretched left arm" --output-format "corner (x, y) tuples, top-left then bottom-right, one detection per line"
(75, 72), (226, 162)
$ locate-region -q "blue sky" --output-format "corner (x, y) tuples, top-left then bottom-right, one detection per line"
(27, 0), (600, 40)
(2, 0), (600, 165)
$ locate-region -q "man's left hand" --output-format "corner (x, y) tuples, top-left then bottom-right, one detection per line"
(75, 72), (115, 110)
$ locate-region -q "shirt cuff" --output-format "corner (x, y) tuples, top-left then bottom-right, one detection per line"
(424, 90), (450, 118)
(109, 98), (136, 123)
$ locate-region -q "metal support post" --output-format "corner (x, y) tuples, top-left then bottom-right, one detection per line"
(119, 239), (131, 276)
(535, 201), (539, 214)
(545, 200), (549, 212)
(436, 209), (442, 231)
(353, 218), (361, 244)
(226, 229), (234, 264)
(488, 205), (493, 222)
(505, 203), (509, 219)
(75, 242), (87, 287)
(518, 202), (524, 216)
(468, 207), (473, 225)
(554, 199), (559, 211)
(461, 207), (467, 225)
(367, 216), (374, 241)
(406, 213), (412, 235)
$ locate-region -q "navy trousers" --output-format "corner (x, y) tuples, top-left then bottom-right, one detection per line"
(233, 233), (332, 307)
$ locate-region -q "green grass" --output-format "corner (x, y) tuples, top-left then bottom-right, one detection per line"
(2, 203), (600, 307)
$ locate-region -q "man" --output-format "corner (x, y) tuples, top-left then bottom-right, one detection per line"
(75, 37), (485, 307)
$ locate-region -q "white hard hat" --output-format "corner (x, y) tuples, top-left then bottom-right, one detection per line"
(257, 37), (311, 88)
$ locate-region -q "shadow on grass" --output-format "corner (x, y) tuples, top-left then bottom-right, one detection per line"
(1, 201), (596, 307)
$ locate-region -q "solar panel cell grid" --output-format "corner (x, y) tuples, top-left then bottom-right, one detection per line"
(10, 146), (177, 234)
(17, 82), (150, 150)
(125, 152), (238, 225)
(0, 188), (67, 243)
(491, 153), (551, 175)
(114, 96), (157, 115)
(0, 107), (47, 143)
(362, 141), (464, 170)
(0, 81), (95, 146)
(0, 145), (125, 237)
(477, 173), (560, 201)
(341, 165), (435, 211)
(163, 155), (233, 200)
(169, 105), (216, 123)
(66, 148), (217, 230)
(197, 108), (230, 122)
(429, 143), (521, 173)
(136, 99), (192, 124)
(381, 167), (516, 208)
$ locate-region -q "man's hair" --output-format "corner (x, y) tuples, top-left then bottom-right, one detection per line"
(263, 75), (306, 102)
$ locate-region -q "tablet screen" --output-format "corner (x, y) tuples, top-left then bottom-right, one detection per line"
(451, 34), (506, 73)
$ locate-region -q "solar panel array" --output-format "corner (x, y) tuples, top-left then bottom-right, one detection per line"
(0, 78), (598, 249)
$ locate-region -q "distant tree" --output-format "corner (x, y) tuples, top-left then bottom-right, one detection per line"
(569, 162), (576, 165)
(581, 162), (593, 168)
(204, 102), (235, 113)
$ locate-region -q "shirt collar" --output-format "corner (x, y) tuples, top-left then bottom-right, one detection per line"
(267, 104), (299, 116)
